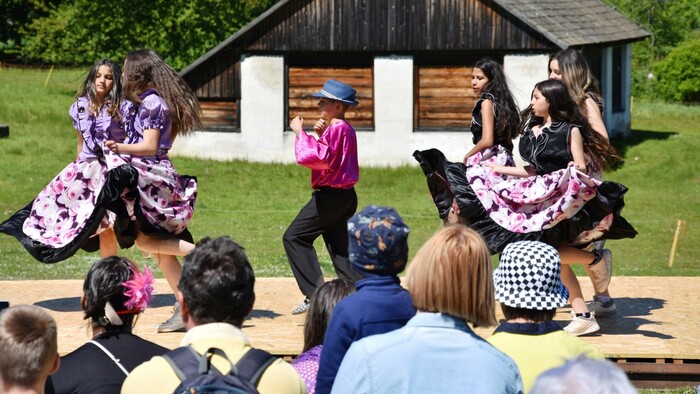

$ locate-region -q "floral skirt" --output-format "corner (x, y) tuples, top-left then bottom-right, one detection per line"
(414, 148), (637, 253)
(0, 153), (137, 263)
(116, 155), (197, 242)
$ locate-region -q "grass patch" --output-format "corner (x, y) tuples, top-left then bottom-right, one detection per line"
(0, 68), (698, 279)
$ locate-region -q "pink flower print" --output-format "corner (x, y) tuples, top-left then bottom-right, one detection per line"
(51, 180), (65, 195)
(57, 183), (84, 209)
(33, 196), (59, 217)
(60, 228), (79, 245)
(60, 166), (78, 183)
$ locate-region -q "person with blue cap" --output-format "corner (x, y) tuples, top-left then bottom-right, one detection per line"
(314, 205), (416, 394)
(284, 79), (361, 315)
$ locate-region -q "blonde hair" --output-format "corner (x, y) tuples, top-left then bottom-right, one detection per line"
(406, 225), (496, 327)
(0, 305), (57, 388)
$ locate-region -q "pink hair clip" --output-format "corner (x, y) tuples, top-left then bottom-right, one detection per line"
(122, 265), (154, 312)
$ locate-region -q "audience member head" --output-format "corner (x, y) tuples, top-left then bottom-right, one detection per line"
(0, 305), (59, 391)
(530, 356), (636, 394)
(302, 279), (355, 353)
(82, 256), (154, 333)
(494, 241), (568, 323)
(179, 236), (255, 328)
(406, 225), (496, 327)
(347, 205), (410, 278)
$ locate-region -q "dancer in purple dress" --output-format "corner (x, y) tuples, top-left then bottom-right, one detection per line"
(104, 49), (201, 333)
(0, 59), (135, 263)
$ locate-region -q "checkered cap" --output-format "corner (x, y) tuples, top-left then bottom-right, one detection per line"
(494, 241), (569, 310)
(347, 205), (409, 276)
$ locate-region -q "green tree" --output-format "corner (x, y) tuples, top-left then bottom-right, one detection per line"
(604, 0), (700, 101)
(17, 0), (277, 69)
(653, 37), (700, 102)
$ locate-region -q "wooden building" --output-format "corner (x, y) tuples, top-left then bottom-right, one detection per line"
(174, 0), (649, 165)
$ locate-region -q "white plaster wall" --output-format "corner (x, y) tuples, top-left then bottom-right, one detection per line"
(171, 55), (291, 162)
(504, 54), (549, 111)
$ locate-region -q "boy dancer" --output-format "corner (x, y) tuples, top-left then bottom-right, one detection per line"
(284, 79), (361, 314)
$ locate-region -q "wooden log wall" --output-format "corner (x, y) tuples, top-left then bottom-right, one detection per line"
(288, 67), (374, 129)
(415, 67), (476, 130)
(200, 100), (238, 131)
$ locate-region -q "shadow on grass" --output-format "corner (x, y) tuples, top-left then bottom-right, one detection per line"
(610, 129), (676, 170)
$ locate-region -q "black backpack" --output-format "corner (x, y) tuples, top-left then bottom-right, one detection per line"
(163, 346), (277, 394)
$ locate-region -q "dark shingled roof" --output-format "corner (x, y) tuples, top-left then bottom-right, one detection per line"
(492, 0), (650, 48)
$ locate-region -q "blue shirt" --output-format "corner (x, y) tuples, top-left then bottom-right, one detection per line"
(315, 276), (416, 394)
(332, 312), (524, 394)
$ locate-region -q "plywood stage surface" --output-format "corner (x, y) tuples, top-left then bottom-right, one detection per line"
(0, 276), (698, 361)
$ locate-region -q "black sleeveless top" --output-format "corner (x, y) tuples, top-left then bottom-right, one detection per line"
(470, 93), (514, 152)
(519, 121), (580, 175)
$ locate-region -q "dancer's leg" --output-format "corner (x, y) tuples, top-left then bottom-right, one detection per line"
(153, 253), (182, 294)
(134, 232), (195, 257)
(98, 228), (118, 258)
(559, 264), (587, 314)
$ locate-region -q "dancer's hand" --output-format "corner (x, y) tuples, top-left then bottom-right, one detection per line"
(104, 140), (119, 153)
(290, 116), (304, 137)
(313, 118), (327, 137)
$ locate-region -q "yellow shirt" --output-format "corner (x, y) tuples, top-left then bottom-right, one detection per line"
(121, 323), (306, 394)
(488, 323), (603, 393)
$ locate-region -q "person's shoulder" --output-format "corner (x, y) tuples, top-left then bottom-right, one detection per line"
(121, 354), (178, 394)
(140, 93), (168, 112)
(257, 357), (307, 394)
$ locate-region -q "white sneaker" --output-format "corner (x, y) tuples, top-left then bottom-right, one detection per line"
(564, 312), (600, 336)
(588, 296), (617, 317)
(589, 249), (612, 293)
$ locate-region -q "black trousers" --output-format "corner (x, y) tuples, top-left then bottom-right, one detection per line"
(283, 187), (360, 298)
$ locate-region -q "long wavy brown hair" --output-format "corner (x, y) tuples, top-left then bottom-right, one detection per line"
(549, 50), (605, 130)
(122, 49), (202, 137)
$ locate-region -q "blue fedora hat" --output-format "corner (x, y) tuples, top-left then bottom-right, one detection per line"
(311, 79), (359, 106)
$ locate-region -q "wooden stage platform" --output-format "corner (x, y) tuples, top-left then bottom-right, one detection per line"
(1, 276), (699, 389)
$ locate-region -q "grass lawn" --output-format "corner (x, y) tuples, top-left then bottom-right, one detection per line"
(1, 67), (699, 280)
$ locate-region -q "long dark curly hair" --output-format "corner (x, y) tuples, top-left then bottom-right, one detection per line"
(473, 58), (521, 142)
(519, 80), (619, 167)
(122, 49), (202, 137)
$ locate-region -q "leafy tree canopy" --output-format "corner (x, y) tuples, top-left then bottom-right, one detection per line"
(9, 0), (276, 70)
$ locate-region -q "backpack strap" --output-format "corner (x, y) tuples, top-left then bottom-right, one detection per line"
(162, 346), (203, 381)
(163, 346), (276, 387)
(234, 348), (277, 387)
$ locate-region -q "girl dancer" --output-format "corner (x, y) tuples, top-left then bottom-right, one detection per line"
(415, 58), (519, 223)
(0, 59), (133, 263)
(104, 49), (201, 333)
(550, 48), (616, 317)
(463, 58), (520, 163)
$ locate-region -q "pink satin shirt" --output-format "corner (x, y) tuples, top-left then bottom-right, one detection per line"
(295, 120), (359, 190)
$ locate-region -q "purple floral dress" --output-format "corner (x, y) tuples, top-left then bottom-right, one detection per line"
(0, 98), (136, 263)
(116, 89), (197, 240)
(414, 121), (636, 253)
